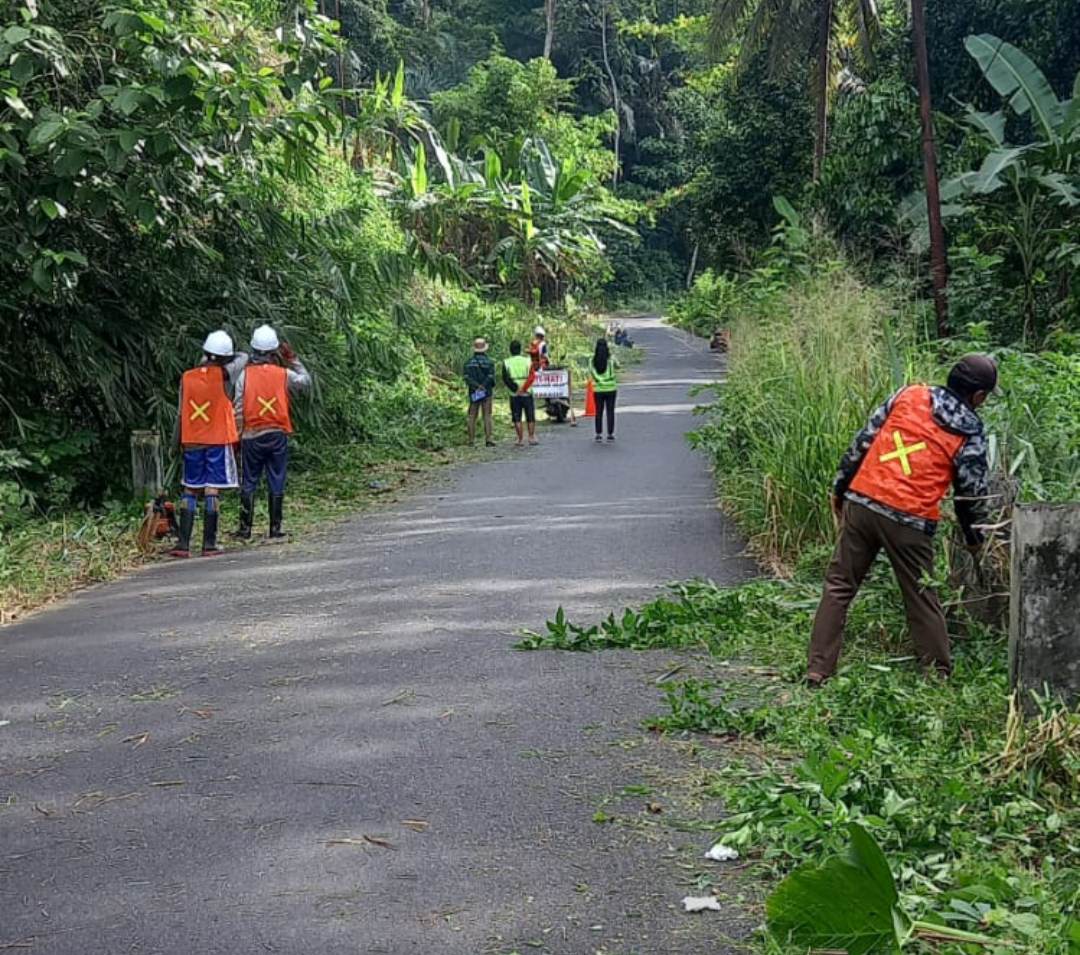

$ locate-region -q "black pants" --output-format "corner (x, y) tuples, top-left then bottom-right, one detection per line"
(241, 431), (289, 494)
(594, 391), (617, 436)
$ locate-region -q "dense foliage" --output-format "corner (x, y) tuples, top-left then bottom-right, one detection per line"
(0, 0), (623, 525)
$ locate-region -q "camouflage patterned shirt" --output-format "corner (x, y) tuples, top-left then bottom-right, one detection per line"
(834, 386), (991, 543)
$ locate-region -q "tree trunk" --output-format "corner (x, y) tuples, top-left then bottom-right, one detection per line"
(686, 242), (700, 290)
(910, 0), (949, 336)
(543, 0), (556, 60)
(812, 0), (833, 182)
(600, 0), (621, 186)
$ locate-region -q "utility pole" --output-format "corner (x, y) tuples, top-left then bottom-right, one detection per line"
(910, 0), (949, 336)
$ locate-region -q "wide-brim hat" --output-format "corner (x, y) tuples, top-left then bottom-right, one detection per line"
(473, 338), (489, 352)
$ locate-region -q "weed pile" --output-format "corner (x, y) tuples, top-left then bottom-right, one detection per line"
(521, 578), (1080, 952)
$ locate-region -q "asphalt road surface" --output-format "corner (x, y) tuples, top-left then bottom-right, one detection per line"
(1, 317), (755, 954)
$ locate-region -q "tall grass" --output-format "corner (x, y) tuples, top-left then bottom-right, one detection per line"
(691, 269), (925, 566)
(690, 263), (1080, 570)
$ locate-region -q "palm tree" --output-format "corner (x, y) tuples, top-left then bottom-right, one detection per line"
(709, 0), (881, 180)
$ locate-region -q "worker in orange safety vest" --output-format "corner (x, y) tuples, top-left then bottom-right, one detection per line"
(806, 354), (999, 685)
(171, 330), (248, 558)
(232, 324), (311, 540)
(528, 325), (549, 371)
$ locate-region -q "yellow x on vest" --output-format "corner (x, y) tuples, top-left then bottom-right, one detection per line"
(257, 396), (278, 416)
(189, 400), (211, 423)
(879, 430), (927, 476)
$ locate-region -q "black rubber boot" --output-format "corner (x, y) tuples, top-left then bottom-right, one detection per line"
(268, 494), (286, 539)
(201, 503), (223, 557)
(170, 506), (195, 558)
(233, 492), (254, 540)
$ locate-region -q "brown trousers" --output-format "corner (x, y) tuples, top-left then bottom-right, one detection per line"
(467, 396), (493, 443)
(808, 501), (951, 680)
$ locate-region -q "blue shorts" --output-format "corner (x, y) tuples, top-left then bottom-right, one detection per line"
(182, 446), (238, 490)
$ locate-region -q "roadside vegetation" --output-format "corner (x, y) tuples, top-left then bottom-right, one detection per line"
(527, 222), (1080, 947)
(4, 0), (1080, 948)
(0, 1), (613, 620)
(531, 8), (1079, 952)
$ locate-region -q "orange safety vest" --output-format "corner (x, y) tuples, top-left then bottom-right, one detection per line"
(848, 385), (966, 521)
(528, 339), (549, 371)
(242, 364), (293, 434)
(180, 365), (238, 445)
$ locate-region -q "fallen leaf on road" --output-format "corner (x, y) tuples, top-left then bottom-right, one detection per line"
(324, 834), (397, 850)
(380, 689), (413, 706)
(122, 732), (150, 747)
(149, 780), (185, 787)
(401, 819), (429, 832)
(33, 803), (54, 817)
(682, 896), (722, 913)
(646, 802), (664, 814)
(654, 664), (685, 684)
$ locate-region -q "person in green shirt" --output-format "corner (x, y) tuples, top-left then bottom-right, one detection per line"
(464, 337), (497, 447)
(501, 339), (538, 447)
(588, 337), (618, 442)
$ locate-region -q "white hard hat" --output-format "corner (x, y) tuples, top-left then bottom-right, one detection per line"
(251, 324), (280, 352)
(534, 325), (546, 337)
(202, 330), (234, 357)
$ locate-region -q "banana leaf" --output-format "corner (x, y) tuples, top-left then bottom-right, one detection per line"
(965, 34), (1064, 142)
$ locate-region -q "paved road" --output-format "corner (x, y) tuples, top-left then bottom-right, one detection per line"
(1, 318), (754, 954)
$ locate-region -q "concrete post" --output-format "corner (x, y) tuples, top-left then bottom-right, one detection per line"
(1009, 504), (1080, 711)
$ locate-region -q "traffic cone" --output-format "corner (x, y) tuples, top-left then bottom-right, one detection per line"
(584, 379), (596, 417)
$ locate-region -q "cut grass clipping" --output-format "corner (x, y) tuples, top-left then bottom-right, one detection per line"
(516, 579), (1080, 953)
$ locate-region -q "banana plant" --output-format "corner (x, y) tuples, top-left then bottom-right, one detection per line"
(391, 131), (636, 303)
(900, 35), (1080, 341)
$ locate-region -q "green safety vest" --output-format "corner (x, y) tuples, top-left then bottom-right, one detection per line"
(590, 359), (617, 393)
(505, 354), (532, 389)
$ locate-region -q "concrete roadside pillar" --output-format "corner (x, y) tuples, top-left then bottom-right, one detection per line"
(1009, 504), (1080, 711)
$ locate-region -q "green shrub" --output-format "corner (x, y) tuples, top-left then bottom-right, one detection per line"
(667, 269), (742, 337)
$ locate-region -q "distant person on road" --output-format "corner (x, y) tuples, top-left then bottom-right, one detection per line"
(528, 325), (550, 371)
(464, 337), (497, 447)
(588, 338), (619, 442)
(502, 340), (538, 447)
(171, 330), (248, 559)
(806, 354), (998, 686)
(232, 325), (312, 541)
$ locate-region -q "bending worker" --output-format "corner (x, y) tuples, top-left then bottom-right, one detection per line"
(172, 330), (248, 558)
(502, 339), (538, 447)
(233, 324), (311, 540)
(807, 354), (998, 686)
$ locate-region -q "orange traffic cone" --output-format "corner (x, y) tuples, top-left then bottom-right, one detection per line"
(584, 379), (596, 417)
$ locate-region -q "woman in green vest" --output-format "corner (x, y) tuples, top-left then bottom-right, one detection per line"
(588, 338), (619, 442)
